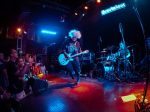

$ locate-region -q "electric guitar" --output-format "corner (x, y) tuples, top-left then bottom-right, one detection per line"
(58, 50), (89, 66)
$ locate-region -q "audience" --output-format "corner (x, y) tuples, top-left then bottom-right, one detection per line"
(0, 52), (9, 89)
(6, 49), (23, 94)
(0, 49), (48, 111)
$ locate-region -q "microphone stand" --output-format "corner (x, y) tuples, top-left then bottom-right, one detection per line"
(98, 36), (102, 59)
(119, 23), (127, 79)
(133, 2), (149, 111)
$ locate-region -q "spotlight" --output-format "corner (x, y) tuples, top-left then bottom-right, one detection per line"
(17, 28), (22, 33)
(75, 12), (78, 15)
(24, 31), (27, 34)
(84, 6), (88, 10)
(82, 13), (85, 16)
(96, 0), (101, 3)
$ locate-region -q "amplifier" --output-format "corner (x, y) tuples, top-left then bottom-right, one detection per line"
(81, 52), (95, 61)
(31, 78), (48, 94)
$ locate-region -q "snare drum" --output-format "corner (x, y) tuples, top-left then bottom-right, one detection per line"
(102, 61), (116, 81)
(103, 61), (114, 74)
(96, 61), (115, 78)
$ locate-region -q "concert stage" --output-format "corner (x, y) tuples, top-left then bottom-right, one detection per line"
(20, 73), (150, 112)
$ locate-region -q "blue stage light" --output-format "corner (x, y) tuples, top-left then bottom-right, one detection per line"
(41, 30), (57, 35)
(101, 3), (126, 16)
(48, 96), (67, 112)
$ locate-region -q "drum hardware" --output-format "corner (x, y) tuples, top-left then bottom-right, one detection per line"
(106, 45), (118, 54)
(96, 47), (133, 81)
(100, 49), (108, 62)
(93, 23), (137, 81)
(81, 52), (95, 63)
(101, 50), (107, 53)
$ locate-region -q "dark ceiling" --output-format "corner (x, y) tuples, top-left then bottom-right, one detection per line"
(0, 0), (89, 24)
(1, 0), (119, 25)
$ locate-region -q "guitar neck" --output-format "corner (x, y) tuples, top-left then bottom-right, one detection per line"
(70, 52), (85, 58)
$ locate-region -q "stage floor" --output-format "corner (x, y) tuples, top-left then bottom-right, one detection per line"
(21, 73), (150, 112)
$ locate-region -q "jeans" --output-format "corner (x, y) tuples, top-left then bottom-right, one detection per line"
(66, 59), (81, 82)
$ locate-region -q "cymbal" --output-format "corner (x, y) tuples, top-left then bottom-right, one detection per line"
(127, 44), (136, 48)
(101, 51), (107, 54)
(106, 45), (118, 50)
(102, 48), (107, 51)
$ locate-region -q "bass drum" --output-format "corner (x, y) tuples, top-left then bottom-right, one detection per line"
(94, 61), (116, 80)
(103, 61), (115, 75)
(103, 61), (116, 81)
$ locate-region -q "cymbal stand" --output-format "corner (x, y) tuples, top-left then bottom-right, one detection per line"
(124, 47), (127, 80)
(131, 49), (135, 71)
(119, 23), (127, 79)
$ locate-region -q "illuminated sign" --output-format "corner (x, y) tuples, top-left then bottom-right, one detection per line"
(41, 30), (57, 35)
(101, 3), (126, 16)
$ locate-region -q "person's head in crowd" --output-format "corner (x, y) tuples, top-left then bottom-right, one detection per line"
(25, 53), (30, 62)
(33, 54), (36, 63)
(119, 41), (126, 49)
(4, 55), (10, 62)
(18, 57), (25, 67)
(9, 49), (18, 61)
(0, 52), (4, 62)
(28, 55), (35, 66)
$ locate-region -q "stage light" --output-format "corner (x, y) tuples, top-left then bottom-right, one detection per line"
(101, 2), (126, 16)
(41, 30), (57, 35)
(82, 13), (85, 16)
(17, 28), (22, 33)
(121, 94), (136, 103)
(24, 31), (27, 34)
(75, 12), (78, 15)
(84, 6), (88, 10)
(96, 0), (101, 3)
(48, 96), (67, 112)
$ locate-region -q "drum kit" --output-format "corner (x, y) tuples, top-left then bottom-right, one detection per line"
(96, 44), (135, 81)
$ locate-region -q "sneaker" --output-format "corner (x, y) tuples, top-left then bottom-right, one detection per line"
(76, 79), (80, 85)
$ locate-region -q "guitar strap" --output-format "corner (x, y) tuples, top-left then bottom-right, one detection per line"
(74, 41), (77, 46)
(74, 41), (79, 54)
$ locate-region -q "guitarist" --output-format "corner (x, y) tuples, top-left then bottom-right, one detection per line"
(118, 41), (130, 59)
(62, 29), (82, 85)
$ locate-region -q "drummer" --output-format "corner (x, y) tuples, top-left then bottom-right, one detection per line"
(118, 41), (130, 59)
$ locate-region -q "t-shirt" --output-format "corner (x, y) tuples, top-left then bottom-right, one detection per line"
(6, 60), (18, 85)
(64, 39), (81, 61)
(118, 48), (130, 59)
